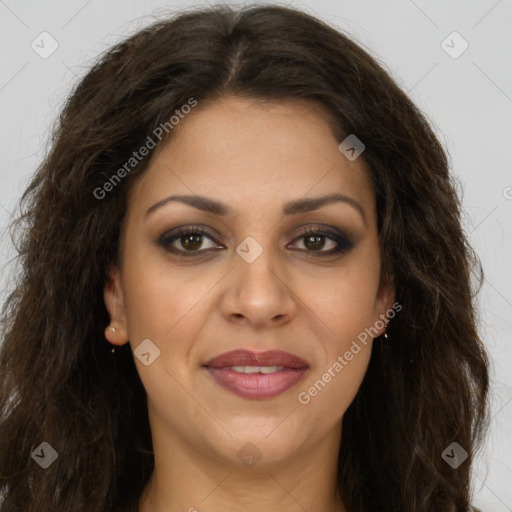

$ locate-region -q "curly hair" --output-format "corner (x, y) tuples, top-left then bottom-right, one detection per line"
(0, 4), (489, 511)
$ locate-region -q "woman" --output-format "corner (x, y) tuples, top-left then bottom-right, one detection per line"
(0, 4), (489, 511)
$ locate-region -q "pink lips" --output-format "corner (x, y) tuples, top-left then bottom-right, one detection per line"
(203, 349), (309, 399)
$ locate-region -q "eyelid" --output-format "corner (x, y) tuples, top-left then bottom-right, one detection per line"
(156, 225), (221, 254)
(289, 225), (354, 255)
(156, 223), (354, 257)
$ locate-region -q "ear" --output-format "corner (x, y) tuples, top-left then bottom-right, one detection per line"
(103, 265), (129, 346)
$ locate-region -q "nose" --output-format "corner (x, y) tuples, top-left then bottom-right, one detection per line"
(220, 239), (298, 329)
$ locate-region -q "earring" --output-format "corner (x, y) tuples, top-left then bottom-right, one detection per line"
(106, 322), (122, 337)
(105, 323), (122, 354)
(382, 320), (389, 340)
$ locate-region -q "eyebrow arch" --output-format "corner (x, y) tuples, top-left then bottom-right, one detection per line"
(145, 192), (366, 225)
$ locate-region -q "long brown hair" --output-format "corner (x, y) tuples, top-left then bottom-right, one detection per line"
(0, 4), (489, 511)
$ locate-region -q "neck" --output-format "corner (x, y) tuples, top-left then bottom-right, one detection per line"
(139, 470), (346, 512)
(138, 412), (346, 512)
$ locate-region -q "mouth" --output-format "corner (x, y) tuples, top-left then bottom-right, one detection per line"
(203, 349), (309, 399)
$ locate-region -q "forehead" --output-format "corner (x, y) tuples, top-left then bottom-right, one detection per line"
(127, 95), (375, 220)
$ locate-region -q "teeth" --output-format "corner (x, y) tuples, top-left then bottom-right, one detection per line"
(230, 366), (285, 374)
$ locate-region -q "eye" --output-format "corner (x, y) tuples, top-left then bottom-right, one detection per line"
(156, 225), (222, 257)
(289, 226), (354, 256)
(156, 224), (354, 258)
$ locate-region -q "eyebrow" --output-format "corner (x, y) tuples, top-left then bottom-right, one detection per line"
(145, 192), (366, 225)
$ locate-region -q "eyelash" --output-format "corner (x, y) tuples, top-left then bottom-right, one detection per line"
(156, 224), (355, 258)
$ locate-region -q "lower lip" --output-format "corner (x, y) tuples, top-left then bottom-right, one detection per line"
(205, 367), (308, 399)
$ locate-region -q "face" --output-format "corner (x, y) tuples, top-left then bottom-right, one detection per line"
(104, 95), (394, 469)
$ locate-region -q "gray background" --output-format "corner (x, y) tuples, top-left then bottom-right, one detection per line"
(1, 0), (511, 509)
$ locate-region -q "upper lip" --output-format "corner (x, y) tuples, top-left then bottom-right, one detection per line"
(204, 349), (309, 369)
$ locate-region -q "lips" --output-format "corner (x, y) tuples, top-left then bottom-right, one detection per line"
(204, 349), (309, 369)
(203, 349), (309, 399)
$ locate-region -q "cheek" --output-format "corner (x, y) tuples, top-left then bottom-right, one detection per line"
(121, 260), (213, 405)
(121, 248), (216, 343)
(296, 251), (380, 406)
(296, 344), (372, 422)
(296, 264), (378, 415)
(303, 258), (381, 342)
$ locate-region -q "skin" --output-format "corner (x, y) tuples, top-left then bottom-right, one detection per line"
(104, 95), (395, 512)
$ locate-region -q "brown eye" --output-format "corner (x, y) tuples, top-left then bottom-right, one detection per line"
(157, 226), (222, 256)
(290, 226), (354, 256)
(156, 224), (354, 258)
